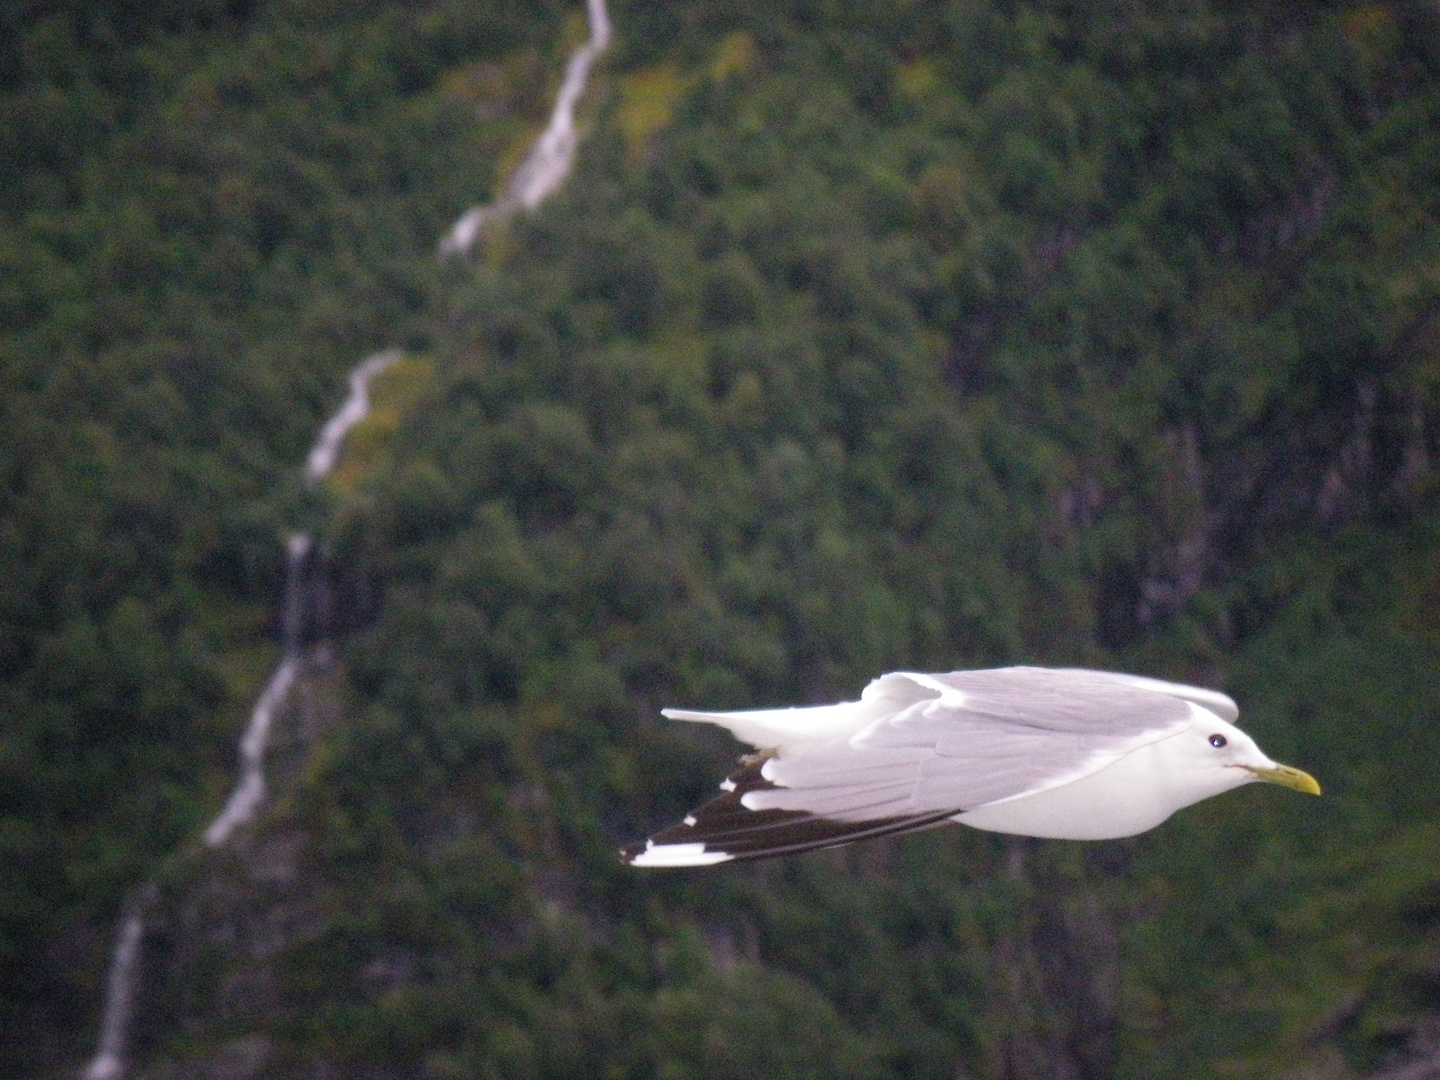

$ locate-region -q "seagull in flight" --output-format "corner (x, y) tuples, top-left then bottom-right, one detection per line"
(623, 667), (1320, 867)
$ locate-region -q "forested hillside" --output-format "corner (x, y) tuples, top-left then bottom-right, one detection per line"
(5, 0), (1440, 1077)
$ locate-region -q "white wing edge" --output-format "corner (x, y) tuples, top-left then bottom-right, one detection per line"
(628, 840), (734, 867)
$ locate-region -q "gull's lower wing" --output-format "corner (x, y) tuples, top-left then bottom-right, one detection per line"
(622, 757), (959, 866)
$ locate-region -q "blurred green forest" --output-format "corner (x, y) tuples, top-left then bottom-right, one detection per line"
(5, 0), (1440, 1077)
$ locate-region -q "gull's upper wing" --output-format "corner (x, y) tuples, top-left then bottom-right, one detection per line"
(626, 667), (1218, 865)
(1041, 667), (1238, 723)
(750, 668), (1203, 817)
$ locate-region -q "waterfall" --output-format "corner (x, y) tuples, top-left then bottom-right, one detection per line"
(201, 654), (300, 848)
(208, 347), (399, 850)
(305, 349), (403, 482)
(439, 0), (611, 257)
(79, 1), (610, 1072)
(78, 350), (398, 1080)
(81, 907), (147, 1080)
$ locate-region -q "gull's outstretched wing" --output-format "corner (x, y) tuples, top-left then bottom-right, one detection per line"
(621, 756), (960, 866)
(625, 667), (1220, 865)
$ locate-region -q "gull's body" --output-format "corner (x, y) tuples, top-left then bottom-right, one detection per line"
(623, 667), (1319, 867)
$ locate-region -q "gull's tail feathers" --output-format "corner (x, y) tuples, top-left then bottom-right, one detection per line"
(660, 700), (878, 751)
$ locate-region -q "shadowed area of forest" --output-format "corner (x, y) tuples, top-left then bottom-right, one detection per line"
(4, 1), (1440, 1077)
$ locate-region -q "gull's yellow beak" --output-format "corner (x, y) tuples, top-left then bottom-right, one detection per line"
(1244, 763), (1322, 795)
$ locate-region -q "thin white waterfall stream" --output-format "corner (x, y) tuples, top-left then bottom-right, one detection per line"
(201, 540), (308, 849)
(305, 349), (403, 483)
(80, 351), (396, 1080)
(439, 0), (610, 256)
(79, 2), (610, 1075)
(210, 345), (401, 852)
(80, 910), (145, 1080)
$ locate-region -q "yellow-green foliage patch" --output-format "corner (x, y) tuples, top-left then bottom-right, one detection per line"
(710, 32), (758, 82)
(619, 63), (693, 158)
(325, 354), (438, 495)
(619, 35), (760, 159)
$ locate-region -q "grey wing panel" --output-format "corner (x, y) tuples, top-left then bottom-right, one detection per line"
(750, 685), (1195, 819)
(752, 727), (1117, 819)
(928, 667), (1237, 726)
(1049, 668), (1240, 723)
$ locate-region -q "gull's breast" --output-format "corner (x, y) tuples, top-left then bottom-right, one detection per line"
(952, 735), (1242, 840)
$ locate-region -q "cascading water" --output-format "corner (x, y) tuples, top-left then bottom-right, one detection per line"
(80, 905), (147, 1080)
(205, 344), (404, 854)
(304, 349), (403, 483)
(79, 350), (397, 1080)
(78, 2), (610, 1074)
(205, 346), (405, 854)
(439, 0), (611, 257)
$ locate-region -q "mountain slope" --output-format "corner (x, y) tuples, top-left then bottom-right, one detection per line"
(8, 1), (1440, 1078)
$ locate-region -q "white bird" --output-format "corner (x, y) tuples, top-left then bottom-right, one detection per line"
(623, 667), (1320, 867)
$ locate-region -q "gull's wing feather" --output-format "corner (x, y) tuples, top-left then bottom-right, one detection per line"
(622, 757), (959, 865)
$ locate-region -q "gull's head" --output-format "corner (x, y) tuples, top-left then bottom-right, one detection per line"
(1167, 711), (1322, 800)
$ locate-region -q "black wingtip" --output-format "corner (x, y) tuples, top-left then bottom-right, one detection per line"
(623, 758), (959, 866)
(619, 841), (646, 865)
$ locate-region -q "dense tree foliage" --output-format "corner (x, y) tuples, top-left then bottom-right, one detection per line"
(6, 1), (1440, 1078)
(0, 0), (562, 1070)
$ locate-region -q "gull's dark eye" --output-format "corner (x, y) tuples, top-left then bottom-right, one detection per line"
(1208, 734), (1227, 748)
